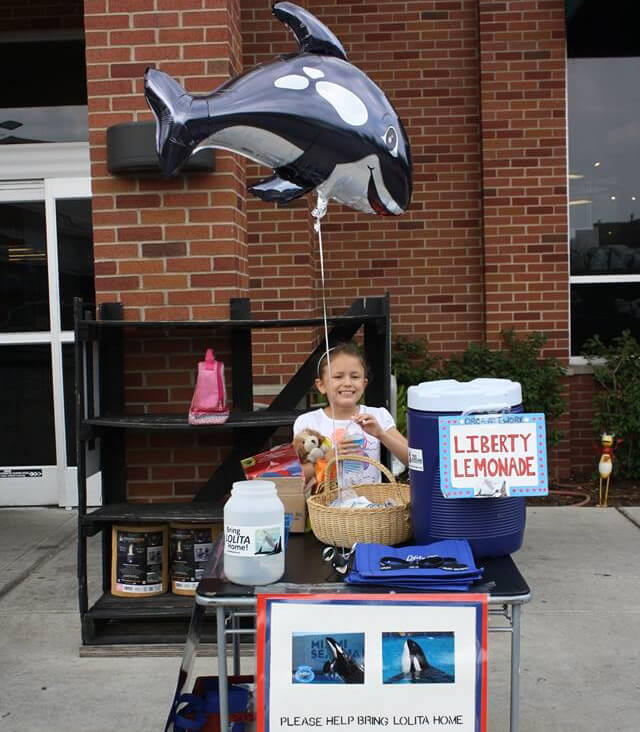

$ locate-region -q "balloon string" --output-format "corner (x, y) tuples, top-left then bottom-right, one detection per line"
(312, 194), (343, 492)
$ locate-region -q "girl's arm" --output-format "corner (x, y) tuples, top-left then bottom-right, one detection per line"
(352, 413), (409, 466)
(379, 427), (409, 466)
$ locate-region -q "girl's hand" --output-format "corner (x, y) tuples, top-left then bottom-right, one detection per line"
(352, 413), (383, 439)
(335, 437), (362, 455)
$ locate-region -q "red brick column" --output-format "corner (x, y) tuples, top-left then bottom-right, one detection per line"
(477, 0), (570, 478)
(84, 0), (247, 500)
(478, 0), (568, 356)
(84, 0), (248, 321)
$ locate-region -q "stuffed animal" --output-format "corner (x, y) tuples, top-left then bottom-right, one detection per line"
(293, 429), (330, 465)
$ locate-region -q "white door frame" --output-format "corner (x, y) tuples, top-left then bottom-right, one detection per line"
(45, 177), (95, 508)
(0, 145), (96, 507)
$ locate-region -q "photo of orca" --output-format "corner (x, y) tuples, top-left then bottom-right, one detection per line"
(322, 637), (365, 684)
(254, 528), (282, 555)
(383, 634), (455, 684)
(144, 1), (412, 216)
(291, 632), (365, 684)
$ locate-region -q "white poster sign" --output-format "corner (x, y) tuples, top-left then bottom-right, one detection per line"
(257, 594), (487, 732)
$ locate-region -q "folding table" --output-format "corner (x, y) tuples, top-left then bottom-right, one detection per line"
(165, 532), (531, 732)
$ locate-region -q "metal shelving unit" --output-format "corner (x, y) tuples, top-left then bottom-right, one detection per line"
(74, 295), (391, 645)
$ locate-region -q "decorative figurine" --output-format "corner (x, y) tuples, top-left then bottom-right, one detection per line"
(598, 433), (621, 507)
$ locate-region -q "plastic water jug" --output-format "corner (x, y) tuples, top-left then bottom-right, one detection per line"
(224, 480), (285, 585)
(407, 378), (526, 558)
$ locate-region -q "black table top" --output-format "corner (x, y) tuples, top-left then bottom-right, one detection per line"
(197, 532), (531, 603)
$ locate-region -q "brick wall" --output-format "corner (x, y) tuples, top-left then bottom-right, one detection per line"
(85, 0), (248, 321)
(84, 0), (248, 500)
(478, 0), (568, 357)
(240, 0), (573, 477)
(477, 0), (570, 476)
(568, 371), (598, 478)
(83, 0), (579, 496)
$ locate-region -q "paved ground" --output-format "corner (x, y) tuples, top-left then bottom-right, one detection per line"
(0, 506), (639, 731)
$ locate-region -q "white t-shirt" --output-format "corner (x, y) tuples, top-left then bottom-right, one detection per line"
(293, 406), (395, 488)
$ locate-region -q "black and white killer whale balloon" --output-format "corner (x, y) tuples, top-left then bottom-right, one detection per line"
(144, 1), (412, 216)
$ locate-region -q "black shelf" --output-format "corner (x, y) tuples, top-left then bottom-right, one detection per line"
(75, 294), (392, 645)
(83, 409), (306, 431)
(77, 313), (384, 334)
(84, 593), (220, 645)
(82, 503), (224, 536)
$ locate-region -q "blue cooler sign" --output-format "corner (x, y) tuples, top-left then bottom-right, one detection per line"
(438, 413), (548, 498)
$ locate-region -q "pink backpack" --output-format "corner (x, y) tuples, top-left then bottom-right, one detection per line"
(188, 349), (230, 425)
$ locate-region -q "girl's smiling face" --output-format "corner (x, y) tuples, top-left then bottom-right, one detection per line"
(315, 352), (367, 414)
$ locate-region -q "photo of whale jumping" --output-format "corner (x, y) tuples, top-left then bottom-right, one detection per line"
(322, 637), (365, 684)
(291, 632), (365, 684)
(382, 632), (455, 684)
(255, 527), (282, 555)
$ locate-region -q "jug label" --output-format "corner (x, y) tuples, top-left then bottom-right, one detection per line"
(408, 447), (424, 471)
(224, 524), (283, 556)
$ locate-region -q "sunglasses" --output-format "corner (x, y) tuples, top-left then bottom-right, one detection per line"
(379, 555), (470, 572)
(322, 544), (357, 576)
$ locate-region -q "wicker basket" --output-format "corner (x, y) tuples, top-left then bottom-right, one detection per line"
(307, 454), (412, 547)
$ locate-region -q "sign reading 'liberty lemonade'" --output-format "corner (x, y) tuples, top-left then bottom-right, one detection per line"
(438, 413), (548, 498)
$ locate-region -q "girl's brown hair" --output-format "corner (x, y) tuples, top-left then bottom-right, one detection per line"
(316, 341), (370, 379)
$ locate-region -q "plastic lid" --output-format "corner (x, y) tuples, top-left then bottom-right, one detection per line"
(407, 378), (522, 413)
(231, 479), (276, 494)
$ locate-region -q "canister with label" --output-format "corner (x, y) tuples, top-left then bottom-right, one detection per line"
(169, 522), (221, 596)
(224, 480), (285, 585)
(111, 524), (168, 597)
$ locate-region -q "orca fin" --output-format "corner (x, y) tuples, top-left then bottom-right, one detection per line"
(273, 2), (348, 61)
(249, 173), (313, 204)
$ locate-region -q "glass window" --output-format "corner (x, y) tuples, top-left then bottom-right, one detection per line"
(571, 282), (640, 354)
(0, 344), (56, 465)
(0, 39), (88, 144)
(56, 198), (95, 331)
(567, 4), (640, 354)
(0, 201), (50, 332)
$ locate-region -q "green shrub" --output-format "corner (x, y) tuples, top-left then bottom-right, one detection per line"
(582, 330), (640, 478)
(391, 335), (439, 386)
(392, 331), (567, 446)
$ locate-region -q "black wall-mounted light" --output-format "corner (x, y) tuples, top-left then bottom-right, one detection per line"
(106, 121), (214, 176)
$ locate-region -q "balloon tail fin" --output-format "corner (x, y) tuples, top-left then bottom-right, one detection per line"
(144, 68), (203, 177)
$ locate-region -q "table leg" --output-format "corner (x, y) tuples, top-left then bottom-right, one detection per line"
(232, 611), (241, 676)
(509, 603), (522, 732)
(164, 601), (206, 732)
(217, 606), (229, 732)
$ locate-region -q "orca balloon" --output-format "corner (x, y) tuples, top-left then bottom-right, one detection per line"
(144, 2), (412, 215)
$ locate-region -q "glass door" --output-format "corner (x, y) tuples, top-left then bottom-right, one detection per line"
(0, 177), (95, 506)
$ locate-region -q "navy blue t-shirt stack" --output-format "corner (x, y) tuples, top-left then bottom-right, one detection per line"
(345, 539), (483, 591)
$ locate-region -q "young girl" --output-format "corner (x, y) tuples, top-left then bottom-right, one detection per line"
(293, 342), (408, 488)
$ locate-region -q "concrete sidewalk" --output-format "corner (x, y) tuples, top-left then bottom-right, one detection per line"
(0, 506), (639, 731)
